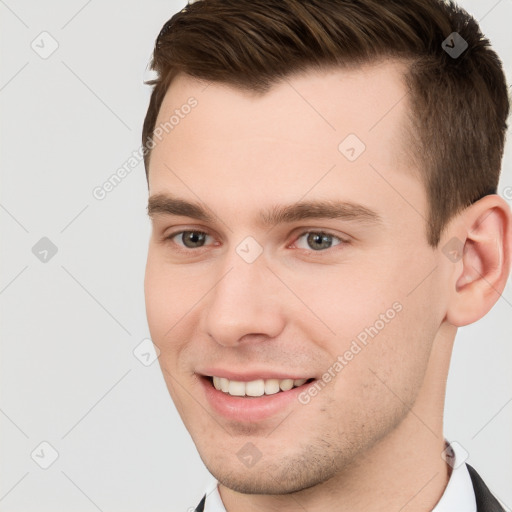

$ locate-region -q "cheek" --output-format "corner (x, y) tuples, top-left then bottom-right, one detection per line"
(144, 261), (171, 342)
(144, 252), (202, 340)
(144, 257), (196, 407)
(144, 252), (221, 388)
(278, 261), (401, 347)
(330, 286), (438, 422)
(307, 312), (434, 449)
(144, 257), (188, 368)
(294, 258), (437, 405)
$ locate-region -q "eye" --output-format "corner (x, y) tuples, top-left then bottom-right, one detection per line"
(167, 230), (214, 249)
(293, 231), (344, 251)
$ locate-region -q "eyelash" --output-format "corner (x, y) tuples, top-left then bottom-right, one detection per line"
(163, 229), (348, 255)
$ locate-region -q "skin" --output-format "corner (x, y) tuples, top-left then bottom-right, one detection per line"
(144, 59), (511, 511)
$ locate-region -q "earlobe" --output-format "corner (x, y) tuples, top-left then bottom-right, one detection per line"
(445, 195), (511, 327)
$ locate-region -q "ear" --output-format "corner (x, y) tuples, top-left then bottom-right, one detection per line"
(445, 194), (512, 327)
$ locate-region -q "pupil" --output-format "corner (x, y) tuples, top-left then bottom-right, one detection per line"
(308, 233), (332, 250)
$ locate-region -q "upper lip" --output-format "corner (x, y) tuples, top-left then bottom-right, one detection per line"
(198, 368), (314, 382)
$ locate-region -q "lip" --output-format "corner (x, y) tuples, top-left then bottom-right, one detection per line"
(198, 368), (313, 382)
(199, 375), (315, 422)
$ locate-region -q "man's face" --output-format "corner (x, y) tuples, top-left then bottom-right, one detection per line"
(144, 61), (450, 493)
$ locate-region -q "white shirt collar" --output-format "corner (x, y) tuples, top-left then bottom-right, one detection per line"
(203, 439), (476, 512)
(202, 479), (226, 512)
(433, 440), (477, 512)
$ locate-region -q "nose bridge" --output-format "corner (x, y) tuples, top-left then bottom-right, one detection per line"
(203, 243), (285, 346)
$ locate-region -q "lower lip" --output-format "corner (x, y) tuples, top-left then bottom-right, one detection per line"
(199, 376), (314, 422)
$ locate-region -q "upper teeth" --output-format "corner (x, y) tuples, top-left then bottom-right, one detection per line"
(212, 376), (308, 397)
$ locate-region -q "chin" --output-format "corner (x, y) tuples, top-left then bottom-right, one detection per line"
(200, 449), (341, 495)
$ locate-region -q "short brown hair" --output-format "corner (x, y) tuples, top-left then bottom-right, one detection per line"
(142, 0), (510, 247)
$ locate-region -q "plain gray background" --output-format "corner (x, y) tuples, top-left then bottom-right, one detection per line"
(1, 0), (511, 510)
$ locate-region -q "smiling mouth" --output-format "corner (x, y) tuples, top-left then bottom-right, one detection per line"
(206, 375), (315, 397)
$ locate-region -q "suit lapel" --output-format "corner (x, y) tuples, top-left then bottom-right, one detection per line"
(194, 494), (206, 512)
(466, 464), (505, 512)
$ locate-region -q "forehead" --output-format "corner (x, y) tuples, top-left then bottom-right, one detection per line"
(148, 59), (422, 224)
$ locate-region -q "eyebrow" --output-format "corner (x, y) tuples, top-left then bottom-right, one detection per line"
(147, 193), (383, 227)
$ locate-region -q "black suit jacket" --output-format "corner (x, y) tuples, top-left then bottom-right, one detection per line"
(194, 464), (505, 512)
(466, 464), (505, 512)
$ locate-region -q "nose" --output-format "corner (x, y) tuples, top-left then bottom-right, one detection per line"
(202, 250), (286, 347)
